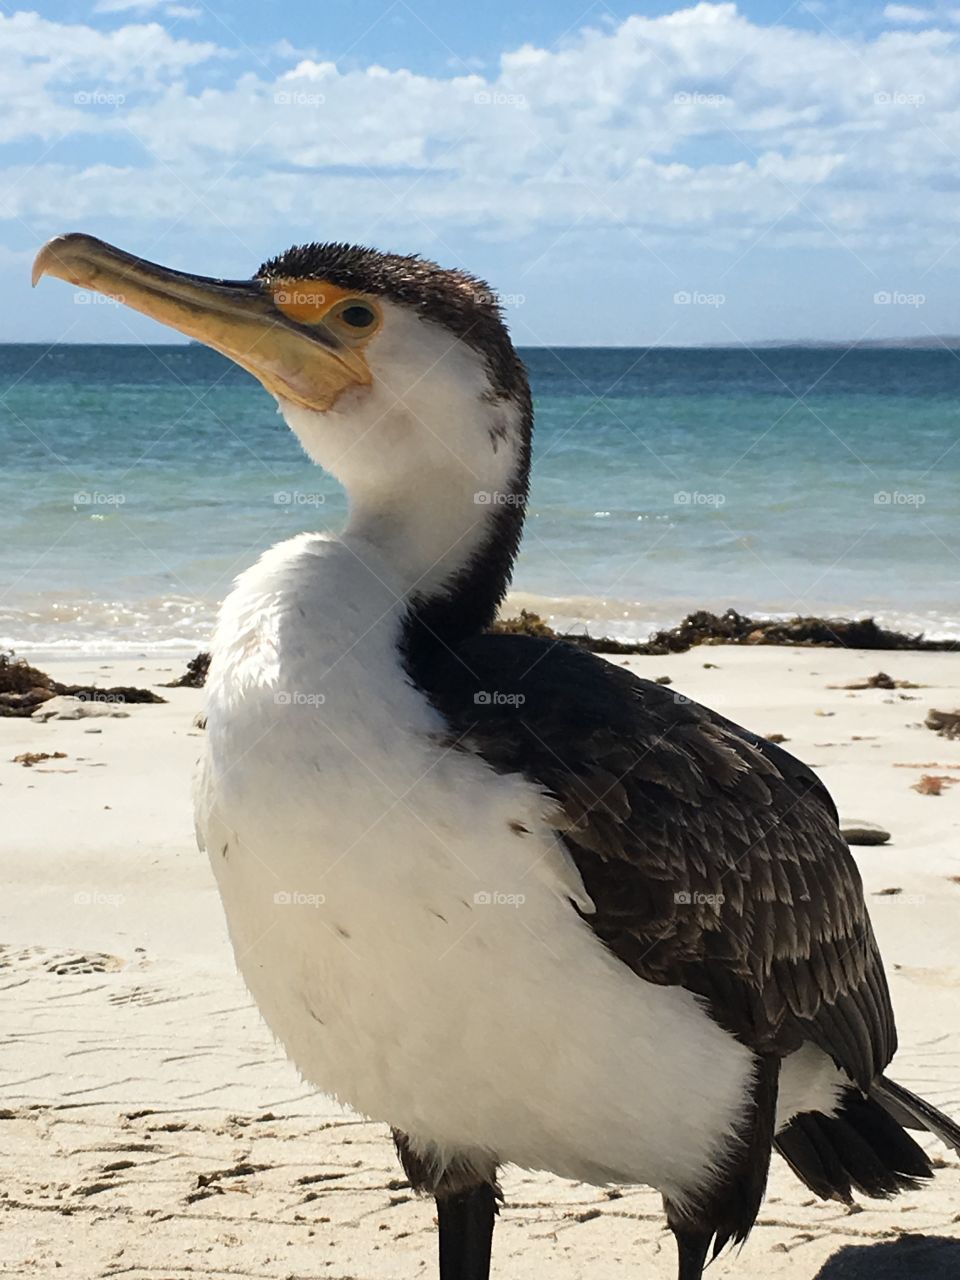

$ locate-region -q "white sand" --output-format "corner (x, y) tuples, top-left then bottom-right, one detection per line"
(2, 647), (959, 1279)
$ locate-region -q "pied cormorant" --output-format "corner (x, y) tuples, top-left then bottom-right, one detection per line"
(34, 233), (960, 1280)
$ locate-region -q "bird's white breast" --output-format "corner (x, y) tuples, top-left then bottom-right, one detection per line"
(195, 532), (756, 1208)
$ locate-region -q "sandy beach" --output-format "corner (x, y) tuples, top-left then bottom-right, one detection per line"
(3, 645), (960, 1279)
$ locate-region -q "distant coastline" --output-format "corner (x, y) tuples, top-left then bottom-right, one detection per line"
(722, 336), (960, 350)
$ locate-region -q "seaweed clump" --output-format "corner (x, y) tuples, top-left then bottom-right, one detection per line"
(631, 609), (955, 656)
(0, 652), (167, 718)
(163, 651), (211, 688)
(493, 607), (955, 657)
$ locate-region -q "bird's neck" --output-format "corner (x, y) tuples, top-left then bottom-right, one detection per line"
(280, 376), (533, 655)
(342, 443), (530, 654)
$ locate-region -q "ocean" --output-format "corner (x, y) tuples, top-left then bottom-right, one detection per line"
(1, 343), (957, 655)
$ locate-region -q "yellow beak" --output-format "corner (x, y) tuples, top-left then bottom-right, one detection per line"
(32, 233), (370, 411)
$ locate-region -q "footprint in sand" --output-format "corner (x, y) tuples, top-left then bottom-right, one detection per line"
(0, 944), (125, 975)
(891, 963), (960, 988)
(108, 984), (173, 1006)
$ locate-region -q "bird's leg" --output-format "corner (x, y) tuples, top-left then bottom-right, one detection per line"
(393, 1131), (499, 1280)
(670, 1222), (712, 1280)
(436, 1182), (497, 1280)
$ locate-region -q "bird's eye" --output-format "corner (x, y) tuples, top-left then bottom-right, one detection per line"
(341, 304), (375, 328)
(328, 298), (380, 335)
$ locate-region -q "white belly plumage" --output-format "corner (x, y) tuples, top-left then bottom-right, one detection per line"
(194, 534), (832, 1208)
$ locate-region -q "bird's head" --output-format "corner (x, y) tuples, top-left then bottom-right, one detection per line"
(33, 234), (532, 639)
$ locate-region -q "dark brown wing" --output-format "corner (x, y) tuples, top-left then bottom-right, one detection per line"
(421, 633), (896, 1088)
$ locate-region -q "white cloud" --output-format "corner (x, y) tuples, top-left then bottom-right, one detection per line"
(3, 2), (960, 269)
(94, 0), (201, 16)
(882, 4), (935, 22)
(0, 11), (217, 145)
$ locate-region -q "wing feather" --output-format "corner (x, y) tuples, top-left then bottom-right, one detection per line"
(420, 633), (897, 1085)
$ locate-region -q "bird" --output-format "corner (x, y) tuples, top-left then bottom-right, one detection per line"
(34, 231), (960, 1280)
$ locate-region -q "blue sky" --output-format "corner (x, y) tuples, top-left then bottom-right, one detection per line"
(4, 0), (960, 344)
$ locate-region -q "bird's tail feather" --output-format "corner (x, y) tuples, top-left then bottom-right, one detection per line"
(775, 1089), (932, 1202)
(871, 1074), (960, 1155)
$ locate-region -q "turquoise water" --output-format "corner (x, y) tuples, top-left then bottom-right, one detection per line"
(1, 343), (958, 652)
